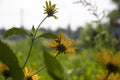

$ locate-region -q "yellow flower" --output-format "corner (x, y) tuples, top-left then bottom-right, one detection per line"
(24, 67), (39, 80)
(0, 62), (11, 79)
(43, 1), (58, 19)
(107, 73), (120, 80)
(95, 48), (120, 79)
(46, 32), (75, 55)
(96, 71), (106, 80)
(97, 72), (120, 80)
(96, 48), (120, 73)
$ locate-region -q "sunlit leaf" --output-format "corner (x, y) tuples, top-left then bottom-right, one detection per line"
(4, 27), (28, 38)
(38, 32), (58, 39)
(43, 51), (64, 80)
(0, 40), (24, 80)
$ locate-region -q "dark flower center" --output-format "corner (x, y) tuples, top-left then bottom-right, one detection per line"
(26, 76), (32, 80)
(56, 44), (67, 53)
(48, 9), (54, 16)
(2, 70), (11, 79)
(106, 63), (119, 73)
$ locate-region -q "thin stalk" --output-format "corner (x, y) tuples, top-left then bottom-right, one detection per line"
(31, 52), (60, 76)
(55, 52), (60, 58)
(34, 16), (48, 37)
(31, 65), (46, 76)
(22, 16), (48, 69)
(22, 38), (34, 69)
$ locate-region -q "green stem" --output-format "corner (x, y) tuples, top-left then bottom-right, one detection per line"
(22, 38), (34, 69)
(22, 16), (48, 69)
(34, 16), (48, 38)
(31, 52), (60, 76)
(55, 52), (60, 58)
(31, 65), (46, 76)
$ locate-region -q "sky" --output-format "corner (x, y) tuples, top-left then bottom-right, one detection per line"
(0, 0), (116, 31)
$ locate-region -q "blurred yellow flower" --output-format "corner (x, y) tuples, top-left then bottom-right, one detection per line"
(96, 71), (106, 80)
(0, 62), (11, 79)
(95, 48), (120, 74)
(97, 72), (120, 80)
(43, 1), (58, 19)
(46, 32), (75, 55)
(24, 67), (39, 80)
(107, 73), (120, 80)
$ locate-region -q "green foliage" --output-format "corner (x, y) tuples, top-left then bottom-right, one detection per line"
(2, 23), (116, 80)
(0, 0), (118, 79)
(4, 27), (28, 38)
(38, 32), (58, 39)
(29, 25), (36, 37)
(0, 1), (113, 80)
(112, 0), (120, 6)
(62, 49), (101, 80)
(0, 40), (24, 80)
(43, 51), (64, 80)
(31, 25), (35, 34)
(108, 0), (120, 25)
(78, 23), (117, 51)
(79, 23), (98, 48)
(108, 9), (120, 24)
(6, 38), (104, 80)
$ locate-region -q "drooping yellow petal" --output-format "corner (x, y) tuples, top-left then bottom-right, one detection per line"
(51, 4), (56, 10)
(95, 52), (104, 66)
(96, 71), (106, 80)
(65, 47), (75, 55)
(63, 39), (74, 47)
(0, 62), (11, 78)
(32, 75), (40, 80)
(0, 62), (9, 72)
(24, 67), (29, 76)
(53, 15), (58, 19)
(107, 73), (120, 80)
(103, 48), (111, 65)
(112, 51), (120, 67)
(46, 1), (49, 9)
(46, 41), (58, 47)
(97, 72), (120, 80)
(49, 1), (51, 8)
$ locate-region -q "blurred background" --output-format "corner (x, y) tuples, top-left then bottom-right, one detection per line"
(0, 0), (116, 30)
(0, 0), (120, 80)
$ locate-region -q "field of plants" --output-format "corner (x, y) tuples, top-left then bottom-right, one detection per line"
(0, 0), (120, 80)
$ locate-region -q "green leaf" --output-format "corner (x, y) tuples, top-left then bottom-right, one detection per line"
(0, 40), (24, 80)
(31, 25), (35, 34)
(43, 51), (64, 80)
(4, 27), (28, 38)
(38, 32), (58, 39)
